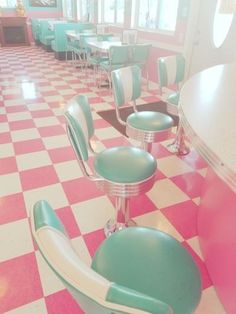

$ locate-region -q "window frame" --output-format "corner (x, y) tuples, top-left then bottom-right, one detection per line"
(0, 0), (16, 8)
(98, 0), (125, 26)
(132, 0), (179, 34)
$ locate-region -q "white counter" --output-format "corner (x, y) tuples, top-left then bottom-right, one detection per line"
(179, 63), (236, 192)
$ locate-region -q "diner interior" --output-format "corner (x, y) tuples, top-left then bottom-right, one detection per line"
(0, 0), (236, 313)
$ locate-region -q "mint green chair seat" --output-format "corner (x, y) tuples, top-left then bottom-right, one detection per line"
(64, 95), (157, 237)
(31, 200), (201, 314)
(94, 146), (156, 183)
(111, 65), (174, 153)
(157, 54), (189, 155)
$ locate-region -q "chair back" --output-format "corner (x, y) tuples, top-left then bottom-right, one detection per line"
(131, 44), (151, 64)
(31, 200), (176, 314)
(64, 95), (94, 161)
(123, 29), (138, 44)
(111, 65), (141, 107)
(157, 54), (185, 92)
(109, 45), (130, 66)
(96, 23), (107, 34)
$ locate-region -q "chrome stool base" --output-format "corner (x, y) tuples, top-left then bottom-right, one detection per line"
(104, 218), (137, 238)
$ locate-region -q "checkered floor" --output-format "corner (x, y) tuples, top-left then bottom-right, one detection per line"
(0, 46), (226, 314)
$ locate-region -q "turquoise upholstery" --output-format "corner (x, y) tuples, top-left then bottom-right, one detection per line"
(111, 65), (174, 152)
(93, 227), (202, 314)
(31, 18), (41, 42)
(94, 146), (156, 183)
(64, 94), (157, 236)
(157, 54), (185, 116)
(51, 23), (95, 55)
(38, 19), (55, 48)
(156, 54), (189, 156)
(31, 200), (201, 314)
(127, 111), (173, 132)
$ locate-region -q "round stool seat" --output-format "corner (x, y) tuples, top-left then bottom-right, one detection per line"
(92, 227), (202, 314)
(127, 111), (173, 132)
(94, 146), (157, 183)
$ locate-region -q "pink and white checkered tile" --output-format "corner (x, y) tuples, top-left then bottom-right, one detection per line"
(0, 46), (225, 314)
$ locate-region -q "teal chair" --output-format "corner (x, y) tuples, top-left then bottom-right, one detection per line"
(31, 200), (202, 314)
(64, 95), (157, 237)
(130, 44), (151, 87)
(157, 54), (189, 155)
(99, 45), (130, 89)
(111, 65), (174, 153)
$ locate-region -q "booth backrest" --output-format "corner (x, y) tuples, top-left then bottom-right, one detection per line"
(38, 19), (56, 45)
(51, 23), (95, 52)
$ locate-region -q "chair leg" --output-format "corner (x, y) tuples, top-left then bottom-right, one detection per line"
(104, 197), (136, 237)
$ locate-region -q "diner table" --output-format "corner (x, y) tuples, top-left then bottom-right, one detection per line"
(179, 63), (236, 314)
(87, 39), (122, 53)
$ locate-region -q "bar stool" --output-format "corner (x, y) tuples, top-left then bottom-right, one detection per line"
(64, 95), (157, 237)
(111, 65), (174, 153)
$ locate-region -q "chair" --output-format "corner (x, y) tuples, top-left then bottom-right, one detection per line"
(122, 29), (138, 44)
(65, 30), (77, 62)
(157, 54), (189, 155)
(64, 95), (157, 237)
(130, 44), (151, 87)
(99, 45), (130, 89)
(31, 200), (202, 314)
(111, 65), (174, 153)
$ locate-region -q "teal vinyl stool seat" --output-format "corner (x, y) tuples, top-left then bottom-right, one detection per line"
(157, 54), (189, 155)
(64, 95), (157, 237)
(31, 200), (202, 314)
(111, 65), (174, 153)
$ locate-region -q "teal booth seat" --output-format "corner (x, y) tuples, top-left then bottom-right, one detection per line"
(51, 23), (95, 60)
(31, 199), (202, 314)
(31, 18), (41, 44)
(38, 19), (57, 51)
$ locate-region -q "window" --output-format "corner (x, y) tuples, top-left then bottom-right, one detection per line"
(98, 0), (125, 25)
(133, 0), (179, 32)
(62, 0), (73, 19)
(0, 0), (16, 7)
(76, 0), (94, 22)
(213, 0), (235, 47)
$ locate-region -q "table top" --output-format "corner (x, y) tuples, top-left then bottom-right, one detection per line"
(179, 63), (236, 191)
(87, 40), (122, 52)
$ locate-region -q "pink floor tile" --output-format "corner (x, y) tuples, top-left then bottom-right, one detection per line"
(182, 241), (212, 290)
(151, 143), (173, 159)
(31, 109), (54, 118)
(13, 138), (45, 155)
(45, 289), (84, 314)
(0, 193), (27, 224)
(48, 146), (75, 163)
(3, 94), (22, 100)
(38, 125), (65, 137)
(161, 200), (198, 239)
(130, 194), (158, 217)
(0, 132), (12, 144)
(56, 206), (81, 238)
(171, 172), (204, 198)
(181, 150), (208, 170)
(0, 156), (18, 175)
(20, 165), (59, 190)
(102, 136), (130, 148)
(62, 178), (104, 204)
(93, 118), (110, 129)
(83, 229), (105, 257)
(5, 105), (28, 113)
(9, 119), (35, 130)
(0, 114), (7, 122)
(0, 253), (43, 313)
